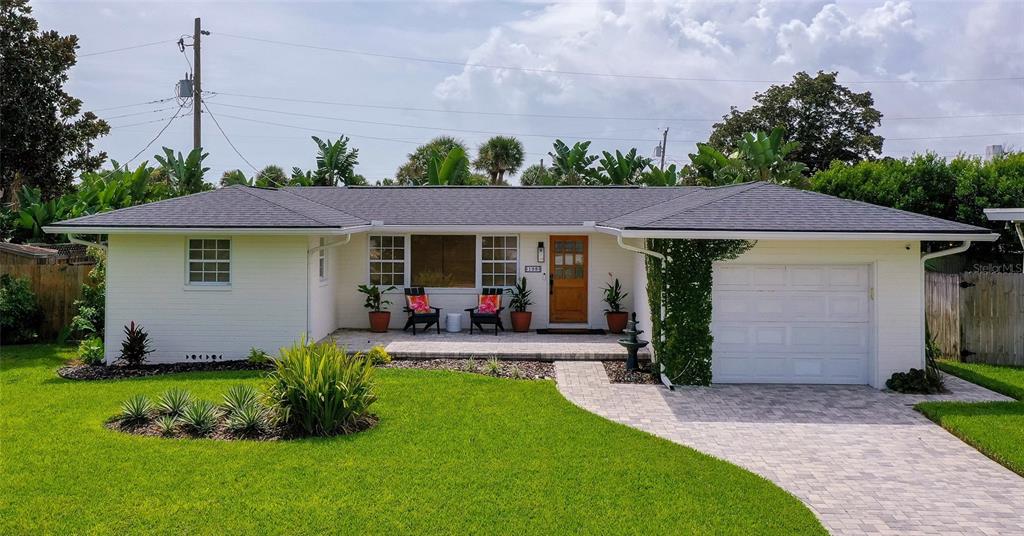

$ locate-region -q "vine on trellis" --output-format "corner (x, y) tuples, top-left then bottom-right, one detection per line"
(645, 239), (754, 385)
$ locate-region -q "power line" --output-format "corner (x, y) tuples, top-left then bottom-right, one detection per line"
(208, 112), (426, 146)
(79, 39), (174, 57)
(120, 104), (189, 165)
(202, 101), (259, 173)
(103, 105), (182, 120)
(214, 32), (1024, 85)
(206, 102), (674, 143)
(91, 97), (179, 112)
(206, 90), (1024, 123)
(886, 131), (1024, 141)
(108, 113), (192, 129)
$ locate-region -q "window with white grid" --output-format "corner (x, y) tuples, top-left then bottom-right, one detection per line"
(187, 239), (230, 284)
(481, 235), (518, 287)
(318, 238), (328, 281)
(368, 235), (405, 286)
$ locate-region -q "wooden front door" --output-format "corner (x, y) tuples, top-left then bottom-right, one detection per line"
(549, 236), (588, 323)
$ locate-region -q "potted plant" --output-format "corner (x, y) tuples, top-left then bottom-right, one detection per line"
(507, 277), (534, 333)
(357, 284), (396, 333)
(602, 277), (629, 333)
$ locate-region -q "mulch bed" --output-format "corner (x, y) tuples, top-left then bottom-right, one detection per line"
(105, 414), (378, 442)
(603, 361), (660, 385)
(58, 360), (269, 381)
(381, 358), (554, 380)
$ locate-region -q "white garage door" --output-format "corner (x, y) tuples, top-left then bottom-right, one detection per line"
(711, 264), (871, 384)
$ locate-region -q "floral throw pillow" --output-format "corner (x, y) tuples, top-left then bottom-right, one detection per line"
(406, 295), (431, 314)
(478, 294), (500, 314)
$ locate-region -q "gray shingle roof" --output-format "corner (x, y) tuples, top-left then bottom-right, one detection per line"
(48, 182), (990, 236)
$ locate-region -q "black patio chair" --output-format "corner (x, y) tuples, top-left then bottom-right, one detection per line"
(465, 288), (505, 335)
(403, 287), (441, 335)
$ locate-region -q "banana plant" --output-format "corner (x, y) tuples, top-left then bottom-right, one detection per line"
(154, 147), (211, 195)
(427, 146), (469, 185)
(548, 139), (600, 185)
(289, 167), (315, 186)
(641, 163), (681, 186)
(16, 186), (71, 242)
(597, 148), (652, 185)
(312, 135), (359, 186)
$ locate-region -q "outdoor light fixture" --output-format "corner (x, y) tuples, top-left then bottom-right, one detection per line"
(537, 242), (545, 263)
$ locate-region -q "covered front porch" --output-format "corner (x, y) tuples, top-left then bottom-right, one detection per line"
(325, 328), (649, 361)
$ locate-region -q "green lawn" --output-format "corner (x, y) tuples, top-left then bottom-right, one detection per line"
(917, 360), (1024, 476)
(1, 344), (823, 535)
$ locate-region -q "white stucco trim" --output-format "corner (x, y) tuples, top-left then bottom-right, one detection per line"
(614, 229), (999, 241)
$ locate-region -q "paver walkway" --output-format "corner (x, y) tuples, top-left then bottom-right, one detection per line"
(555, 361), (1024, 535)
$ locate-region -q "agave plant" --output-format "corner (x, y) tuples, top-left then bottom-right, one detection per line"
(221, 385), (260, 417)
(120, 394), (154, 426)
(180, 399), (219, 435)
(226, 404), (268, 437)
(155, 415), (179, 437)
(156, 387), (192, 418)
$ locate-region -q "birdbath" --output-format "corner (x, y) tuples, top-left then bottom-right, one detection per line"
(617, 312), (649, 372)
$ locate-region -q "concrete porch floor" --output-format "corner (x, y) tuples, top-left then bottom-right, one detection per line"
(324, 328), (647, 361)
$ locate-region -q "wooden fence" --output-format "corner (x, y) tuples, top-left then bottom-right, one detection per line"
(2, 262), (92, 340)
(925, 272), (1024, 366)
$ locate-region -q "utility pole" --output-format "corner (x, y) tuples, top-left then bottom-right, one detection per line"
(659, 127), (669, 171)
(192, 17), (203, 151)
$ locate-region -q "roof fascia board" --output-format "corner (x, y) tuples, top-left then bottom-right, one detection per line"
(617, 229), (1000, 242)
(369, 224), (601, 234)
(984, 208), (1024, 221)
(42, 225), (373, 236)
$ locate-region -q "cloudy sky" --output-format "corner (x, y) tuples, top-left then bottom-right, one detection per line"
(37, 0), (1024, 184)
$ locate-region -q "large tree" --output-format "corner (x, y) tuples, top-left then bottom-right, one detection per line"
(473, 136), (525, 185)
(395, 136), (470, 185)
(708, 71), (883, 173)
(0, 0), (110, 201)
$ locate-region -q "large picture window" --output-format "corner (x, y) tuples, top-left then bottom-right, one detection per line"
(187, 238), (230, 284)
(411, 235), (475, 288)
(481, 236), (518, 287)
(369, 235), (405, 286)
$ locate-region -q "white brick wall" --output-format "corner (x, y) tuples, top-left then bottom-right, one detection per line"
(104, 234), (308, 363)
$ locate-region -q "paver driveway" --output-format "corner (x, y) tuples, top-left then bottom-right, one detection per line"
(556, 361), (1024, 535)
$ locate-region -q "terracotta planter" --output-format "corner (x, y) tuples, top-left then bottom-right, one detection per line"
(368, 311), (391, 333)
(510, 311), (533, 333)
(605, 311), (628, 334)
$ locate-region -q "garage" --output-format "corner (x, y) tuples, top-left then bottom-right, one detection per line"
(711, 264), (872, 384)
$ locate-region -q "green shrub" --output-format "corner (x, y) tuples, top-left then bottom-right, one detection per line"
(70, 248), (106, 338)
(265, 337), (377, 436)
(221, 385), (260, 417)
(118, 321), (153, 365)
(77, 336), (105, 365)
(155, 415), (178, 437)
(247, 347), (270, 365)
(463, 357), (477, 372)
(156, 388), (192, 418)
(120, 394), (154, 426)
(510, 365), (522, 379)
(226, 404), (268, 437)
(484, 357), (501, 376)
(886, 368), (945, 394)
(366, 345), (391, 365)
(180, 400), (218, 435)
(0, 274), (43, 344)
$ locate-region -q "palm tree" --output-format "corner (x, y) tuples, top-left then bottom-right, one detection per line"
(396, 136), (470, 185)
(253, 165), (288, 188)
(473, 136), (525, 185)
(312, 135), (359, 186)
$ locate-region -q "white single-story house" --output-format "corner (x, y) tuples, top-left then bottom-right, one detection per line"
(46, 182), (997, 388)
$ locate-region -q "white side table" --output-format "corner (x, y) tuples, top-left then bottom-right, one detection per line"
(445, 312), (462, 333)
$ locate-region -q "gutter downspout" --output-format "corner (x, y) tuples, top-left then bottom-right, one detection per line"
(68, 234), (108, 251)
(614, 234), (674, 390)
(306, 234), (354, 341)
(919, 241), (971, 374)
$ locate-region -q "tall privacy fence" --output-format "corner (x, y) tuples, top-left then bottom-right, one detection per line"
(1, 243), (94, 340)
(925, 271), (1024, 366)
